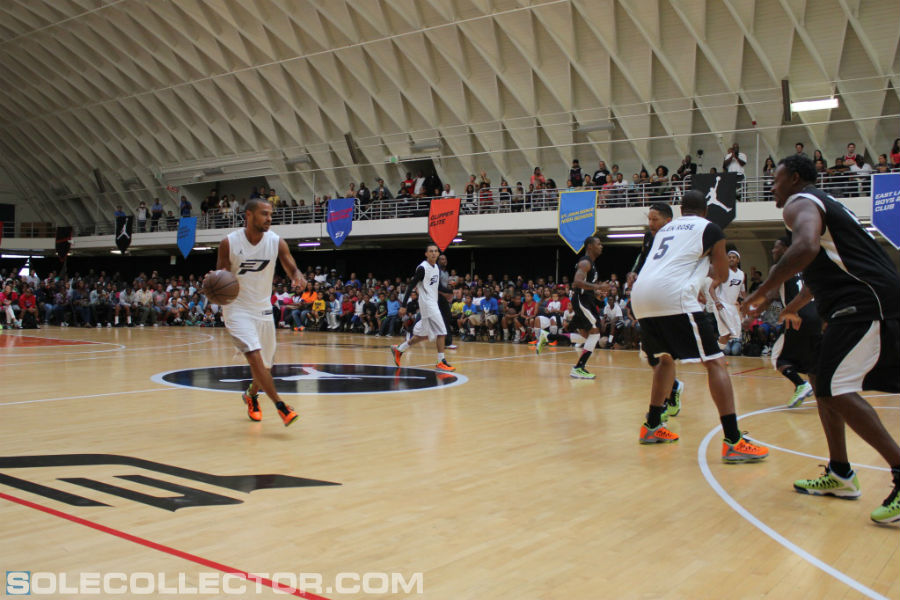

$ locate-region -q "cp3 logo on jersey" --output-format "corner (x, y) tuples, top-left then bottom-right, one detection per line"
(237, 259), (270, 274)
(429, 275), (438, 285)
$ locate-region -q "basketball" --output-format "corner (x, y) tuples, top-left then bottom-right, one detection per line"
(202, 269), (240, 305)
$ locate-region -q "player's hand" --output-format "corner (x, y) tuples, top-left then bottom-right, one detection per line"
(740, 290), (767, 318)
(715, 301), (724, 310)
(778, 311), (802, 330)
(596, 282), (611, 295)
(293, 274), (307, 291)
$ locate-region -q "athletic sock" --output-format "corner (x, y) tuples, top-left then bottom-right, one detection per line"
(576, 351), (592, 369)
(829, 461), (853, 479)
(397, 341), (410, 352)
(646, 404), (666, 428)
(781, 367), (805, 387)
(721, 414), (740, 444)
(437, 352), (445, 362)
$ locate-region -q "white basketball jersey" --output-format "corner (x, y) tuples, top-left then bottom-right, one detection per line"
(631, 215), (713, 319)
(717, 268), (745, 306)
(223, 229), (280, 316)
(416, 260), (441, 317)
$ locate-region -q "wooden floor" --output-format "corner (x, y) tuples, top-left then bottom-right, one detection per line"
(0, 326), (897, 600)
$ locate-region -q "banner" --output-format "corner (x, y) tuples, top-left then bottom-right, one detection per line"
(428, 197), (461, 251)
(326, 197), (354, 247)
(0, 221), (3, 246)
(558, 190), (597, 253)
(55, 226), (72, 263)
(115, 216), (133, 253)
(177, 216), (198, 259)
(872, 173), (900, 250)
(692, 173), (737, 229)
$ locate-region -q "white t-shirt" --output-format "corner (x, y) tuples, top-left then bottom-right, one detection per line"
(630, 215), (724, 319)
(223, 229), (280, 317)
(725, 151), (747, 175)
(603, 303), (622, 321)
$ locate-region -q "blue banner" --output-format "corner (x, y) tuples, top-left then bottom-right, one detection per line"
(327, 197), (354, 247)
(558, 190), (597, 253)
(177, 216), (197, 259)
(872, 173), (900, 250)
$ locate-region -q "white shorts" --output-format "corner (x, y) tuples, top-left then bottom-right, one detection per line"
(413, 313), (446, 341)
(715, 305), (742, 339)
(225, 311), (276, 368)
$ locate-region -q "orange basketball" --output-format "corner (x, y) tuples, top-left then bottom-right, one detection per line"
(203, 269), (240, 305)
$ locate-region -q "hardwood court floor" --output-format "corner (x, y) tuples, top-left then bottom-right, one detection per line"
(0, 326), (897, 599)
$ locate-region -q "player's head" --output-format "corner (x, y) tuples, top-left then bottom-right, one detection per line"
(583, 235), (603, 259)
(727, 249), (741, 269)
(773, 155), (816, 208)
(424, 243), (439, 265)
(680, 190), (707, 217)
(245, 198), (273, 232)
(772, 235), (791, 262)
(647, 203), (673, 234)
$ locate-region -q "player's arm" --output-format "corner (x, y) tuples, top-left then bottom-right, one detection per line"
(743, 199), (821, 317)
(278, 239), (306, 290)
(572, 259), (608, 293)
(778, 285), (813, 330)
(403, 266), (425, 305)
(708, 240), (729, 297)
(216, 237), (231, 271)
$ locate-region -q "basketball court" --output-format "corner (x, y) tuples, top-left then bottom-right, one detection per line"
(1, 327), (897, 598)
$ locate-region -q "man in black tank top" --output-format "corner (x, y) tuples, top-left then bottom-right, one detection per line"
(743, 154), (900, 524)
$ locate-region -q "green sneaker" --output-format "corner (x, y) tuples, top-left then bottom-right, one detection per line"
(871, 480), (900, 524)
(662, 379), (684, 419)
(570, 366), (595, 380)
(535, 330), (549, 355)
(789, 381), (814, 408)
(794, 466), (860, 499)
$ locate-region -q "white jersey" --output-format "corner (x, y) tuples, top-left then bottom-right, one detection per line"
(415, 259), (441, 317)
(631, 215), (724, 319)
(223, 229), (280, 317)
(717, 268), (745, 306)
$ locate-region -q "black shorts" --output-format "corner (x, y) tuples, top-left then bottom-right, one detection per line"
(570, 295), (600, 332)
(772, 324), (822, 374)
(640, 312), (723, 363)
(816, 319), (899, 397)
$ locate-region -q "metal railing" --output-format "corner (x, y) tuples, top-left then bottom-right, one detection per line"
(5, 170), (895, 238)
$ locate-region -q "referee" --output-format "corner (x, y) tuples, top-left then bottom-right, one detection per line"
(437, 254), (457, 349)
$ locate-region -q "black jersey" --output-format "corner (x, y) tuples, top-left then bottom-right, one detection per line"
(785, 185), (900, 322)
(779, 274), (820, 326)
(574, 257), (599, 304)
(633, 230), (654, 274)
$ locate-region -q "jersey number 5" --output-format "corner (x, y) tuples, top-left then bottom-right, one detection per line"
(652, 236), (674, 260)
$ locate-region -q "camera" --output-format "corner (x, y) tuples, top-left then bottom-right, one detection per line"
(697, 149), (704, 157)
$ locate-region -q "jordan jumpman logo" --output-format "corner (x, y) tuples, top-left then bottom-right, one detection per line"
(706, 176), (733, 212)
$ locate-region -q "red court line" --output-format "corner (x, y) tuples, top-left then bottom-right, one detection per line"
(0, 335), (98, 348)
(0, 491), (331, 600)
(732, 366), (766, 376)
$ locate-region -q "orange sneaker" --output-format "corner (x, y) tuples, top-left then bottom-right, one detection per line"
(436, 359), (456, 372)
(722, 436), (768, 463)
(276, 402), (299, 427)
(390, 345), (403, 367)
(548, 341), (558, 346)
(242, 391), (262, 421)
(639, 423), (679, 444)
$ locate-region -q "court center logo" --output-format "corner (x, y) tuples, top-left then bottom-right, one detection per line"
(152, 363), (467, 395)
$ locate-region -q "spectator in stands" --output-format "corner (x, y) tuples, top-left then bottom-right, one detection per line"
(891, 138), (900, 167)
(166, 211), (178, 230)
(179, 196), (192, 217)
(413, 172), (427, 197)
(850, 154), (873, 196)
(356, 182), (371, 208)
(876, 154), (892, 174)
(598, 174), (615, 207)
(478, 180), (493, 211)
(498, 179), (512, 208)
(373, 178), (392, 202)
(90, 285), (113, 327)
(150, 198), (163, 231)
(569, 159), (584, 187)
(762, 156), (776, 199)
(440, 183), (455, 198)
(135, 201), (148, 232)
(794, 142), (808, 159)
(530, 167), (546, 187)
(723, 143), (747, 178)
(593, 160), (610, 188)
(113, 205), (126, 219)
(813, 149), (824, 164)
(843, 142), (858, 164)
(677, 155), (697, 180)
(828, 156), (852, 197)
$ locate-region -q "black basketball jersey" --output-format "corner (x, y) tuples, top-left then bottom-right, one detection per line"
(785, 185), (900, 322)
(779, 274), (820, 325)
(574, 257), (599, 304)
(633, 230), (655, 274)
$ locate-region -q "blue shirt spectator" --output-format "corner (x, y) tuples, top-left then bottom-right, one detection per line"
(386, 299), (400, 316)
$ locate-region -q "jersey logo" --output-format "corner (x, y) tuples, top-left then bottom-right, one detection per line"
(237, 259), (270, 274)
(429, 275), (438, 286)
(729, 278), (742, 287)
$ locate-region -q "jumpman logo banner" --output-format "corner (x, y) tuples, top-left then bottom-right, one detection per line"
(692, 173), (737, 229)
(115, 215), (133, 252)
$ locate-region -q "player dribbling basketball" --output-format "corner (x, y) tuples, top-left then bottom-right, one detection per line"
(215, 198), (306, 426)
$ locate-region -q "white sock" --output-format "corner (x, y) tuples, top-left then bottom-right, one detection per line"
(114, 316), (119, 325)
(437, 352), (445, 361)
(397, 341), (410, 352)
(549, 325), (558, 335)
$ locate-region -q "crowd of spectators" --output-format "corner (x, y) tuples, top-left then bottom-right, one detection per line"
(120, 138), (899, 228)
